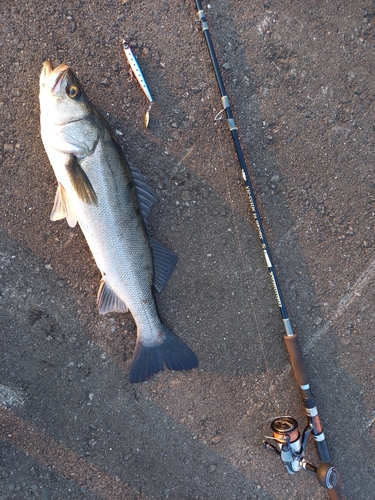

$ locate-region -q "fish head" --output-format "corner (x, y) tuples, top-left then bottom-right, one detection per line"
(39, 59), (90, 125)
(40, 60), (101, 157)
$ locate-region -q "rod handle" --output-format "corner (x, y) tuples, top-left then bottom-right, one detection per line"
(316, 462), (342, 499)
(328, 486), (343, 500)
(284, 333), (309, 386)
(315, 438), (331, 463)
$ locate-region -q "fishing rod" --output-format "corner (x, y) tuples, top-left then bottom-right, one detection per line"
(193, 1), (341, 498)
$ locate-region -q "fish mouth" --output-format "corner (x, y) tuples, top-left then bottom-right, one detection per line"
(41, 59), (69, 94)
(52, 67), (68, 95)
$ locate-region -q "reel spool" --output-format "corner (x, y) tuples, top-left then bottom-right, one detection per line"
(271, 417), (302, 473)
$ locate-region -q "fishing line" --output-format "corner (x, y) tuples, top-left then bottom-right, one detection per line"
(86, 0), (121, 45)
(217, 117), (283, 411)
(192, 4), (280, 410)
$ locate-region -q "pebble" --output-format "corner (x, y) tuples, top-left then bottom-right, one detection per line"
(101, 78), (111, 86)
(4, 144), (14, 153)
(211, 434), (223, 445)
(208, 464), (217, 473)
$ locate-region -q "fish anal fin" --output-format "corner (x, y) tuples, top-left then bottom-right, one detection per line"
(66, 155), (98, 206)
(151, 238), (178, 293)
(50, 183), (77, 228)
(97, 280), (128, 314)
(129, 325), (198, 383)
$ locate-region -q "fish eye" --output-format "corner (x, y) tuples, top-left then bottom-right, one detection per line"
(67, 85), (81, 99)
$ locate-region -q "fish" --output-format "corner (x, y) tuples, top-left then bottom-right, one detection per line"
(39, 59), (198, 382)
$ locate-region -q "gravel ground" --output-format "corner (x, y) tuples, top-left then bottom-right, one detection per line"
(1, 1), (375, 499)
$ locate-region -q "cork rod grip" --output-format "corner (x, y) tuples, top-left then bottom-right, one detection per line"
(284, 334), (309, 387)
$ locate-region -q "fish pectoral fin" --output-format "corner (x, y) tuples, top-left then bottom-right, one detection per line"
(150, 238), (178, 293)
(97, 280), (128, 314)
(66, 155), (98, 206)
(50, 183), (78, 228)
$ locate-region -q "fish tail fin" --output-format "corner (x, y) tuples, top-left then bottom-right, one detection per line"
(129, 325), (199, 383)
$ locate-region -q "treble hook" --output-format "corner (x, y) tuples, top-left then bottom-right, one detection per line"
(144, 101), (154, 129)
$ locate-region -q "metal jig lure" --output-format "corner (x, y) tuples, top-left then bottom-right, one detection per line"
(122, 40), (154, 128)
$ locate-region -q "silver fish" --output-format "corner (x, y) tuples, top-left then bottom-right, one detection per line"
(39, 60), (198, 382)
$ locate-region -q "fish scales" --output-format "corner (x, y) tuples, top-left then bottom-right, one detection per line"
(79, 139), (155, 328)
(39, 60), (198, 382)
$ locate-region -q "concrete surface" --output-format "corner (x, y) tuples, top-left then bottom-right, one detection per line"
(1, 1), (374, 498)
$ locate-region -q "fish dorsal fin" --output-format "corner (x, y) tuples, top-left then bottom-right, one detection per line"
(150, 238), (178, 293)
(97, 280), (128, 314)
(129, 165), (158, 226)
(50, 182), (78, 228)
(66, 155), (98, 206)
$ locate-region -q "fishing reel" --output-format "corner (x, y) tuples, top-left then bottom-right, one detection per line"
(262, 416), (338, 490)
